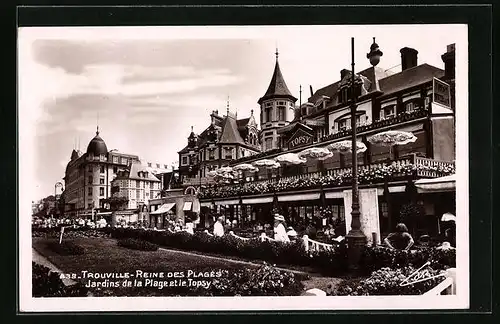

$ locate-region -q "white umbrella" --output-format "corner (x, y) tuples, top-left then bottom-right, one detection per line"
(274, 153), (307, 165)
(367, 130), (417, 147)
(441, 212), (456, 222)
(253, 159), (281, 169)
(297, 147), (333, 161)
(233, 163), (259, 172)
(218, 166), (234, 173)
(326, 140), (367, 154)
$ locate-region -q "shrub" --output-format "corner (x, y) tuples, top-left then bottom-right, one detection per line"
(47, 241), (85, 256)
(334, 266), (447, 296)
(32, 262), (88, 297)
(117, 238), (159, 251)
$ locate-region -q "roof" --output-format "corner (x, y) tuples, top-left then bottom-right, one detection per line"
(86, 131), (108, 155)
(219, 115), (245, 144)
(70, 149), (83, 160)
(114, 162), (161, 182)
(258, 59), (297, 104)
(378, 64), (444, 96)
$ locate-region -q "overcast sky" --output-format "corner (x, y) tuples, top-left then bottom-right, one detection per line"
(18, 25), (466, 201)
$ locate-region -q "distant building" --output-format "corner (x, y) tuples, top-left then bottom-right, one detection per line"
(63, 128), (168, 219)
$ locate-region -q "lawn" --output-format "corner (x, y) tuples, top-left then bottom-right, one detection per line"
(33, 237), (262, 296)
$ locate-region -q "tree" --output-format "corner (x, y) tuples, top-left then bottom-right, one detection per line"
(101, 196), (129, 211)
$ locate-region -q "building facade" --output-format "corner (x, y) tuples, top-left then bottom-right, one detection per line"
(63, 128), (168, 219)
(195, 41), (456, 243)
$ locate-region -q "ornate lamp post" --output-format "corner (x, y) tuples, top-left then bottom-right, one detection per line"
(345, 37), (367, 270)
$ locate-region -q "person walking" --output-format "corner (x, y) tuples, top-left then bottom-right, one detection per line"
(384, 223), (414, 251)
(213, 216), (225, 237)
(273, 214), (290, 243)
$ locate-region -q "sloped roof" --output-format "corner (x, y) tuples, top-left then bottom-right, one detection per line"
(219, 115), (246, 144)
(258, 59), (297, 104)
(378, 63), (444, 96)
(115, 162), (161, 182)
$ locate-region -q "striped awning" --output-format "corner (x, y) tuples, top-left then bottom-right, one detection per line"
(278, 193), (320, 202)
(242, 197), (274, 204)
(200, 202), (213, 207)
(150, 203), (175, 215)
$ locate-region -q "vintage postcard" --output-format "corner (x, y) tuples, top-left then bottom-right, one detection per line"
(19, 24), (469, 312)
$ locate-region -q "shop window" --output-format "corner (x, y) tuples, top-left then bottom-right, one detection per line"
(99, 187), (104, 196)
(265, 138), (273, 150)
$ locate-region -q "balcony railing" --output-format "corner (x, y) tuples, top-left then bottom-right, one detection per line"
(198, 154), (455, 200)
(321, 109), (429, 142)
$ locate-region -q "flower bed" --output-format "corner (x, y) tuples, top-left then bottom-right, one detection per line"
(117, 238), (159, 251)
(199, 164), (455, 199)
(109, 228), (453, 276)
(32, 262), (88, 297)
(32, 226), (112, 239)
(46, 241), (85, 256)
(332, 266), (446, 296)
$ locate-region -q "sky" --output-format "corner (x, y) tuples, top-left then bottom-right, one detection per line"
(18, 25), (466, 201)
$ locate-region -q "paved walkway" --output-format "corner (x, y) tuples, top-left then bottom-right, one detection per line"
(32, 248), (76, 286)
(158, 247), (310, 275)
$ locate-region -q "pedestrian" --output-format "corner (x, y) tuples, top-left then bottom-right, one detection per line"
(213, 216), (225, 237)
(273, 214), (290, 243)
(286, 226), (298, 241)
(384, 223), (414, 251)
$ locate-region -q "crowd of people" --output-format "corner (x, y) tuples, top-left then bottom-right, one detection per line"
(32, 216), (107, 229)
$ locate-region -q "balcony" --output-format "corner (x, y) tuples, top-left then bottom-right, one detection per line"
(198, 154), (455, 200)
(322, 109), (429, 142)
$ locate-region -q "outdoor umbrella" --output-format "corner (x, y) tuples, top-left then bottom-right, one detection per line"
(274, 153), (307, 165)
(252, 159), (281, 169)
(233, 163), (259, 172)
(367, 130), (417, 161)
(297, 147), (333, 161)
(441, 212), (456, 222)
(326, 140), (367, 155)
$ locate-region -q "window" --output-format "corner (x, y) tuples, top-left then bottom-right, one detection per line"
(380, 202), (389, 218)
(278, 106), (286, 121)
(340, 87), (349, 103)
(224, 148), (233, 160)
(265, 107), (272, 122)
(265, 102), (272, 107)
(424, 95), (431, 108)
(99, 166), (104, 173)
(133, 180), (138, 188)
(265, 138), (273, 150)
(380, 105), (396, 119)
(150, 182), (154, 189)
(99, 178), (105, 185)
(113, 156), (118, 163)
(88, 176), (93, 184)
(87, 187), (92, 196)
(99, 187), (104, 196)
(113, 166), (118, 173)
(88, 203), (93, 209)
(208, 149), (215, 160)
(182, 156), (188, 165)
(121, 158), (127, 164)
(150, 190), (155, 198)
(87, 165), (92, 172)
(136, 189), (140, 199)
(338, 119), (348, 131)
(278, 101), (285, 105)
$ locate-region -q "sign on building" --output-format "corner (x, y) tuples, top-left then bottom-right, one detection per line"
(432, 78), (451, 108)
(287, 129), (314, 149)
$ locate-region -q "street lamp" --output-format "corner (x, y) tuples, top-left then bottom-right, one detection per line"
(345, 37), (367, 270)
(54, 181), (64, 218)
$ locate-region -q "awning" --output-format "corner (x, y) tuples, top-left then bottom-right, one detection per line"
(96, 212), (112, 216)
(278, 193), (320, 202)
(415, 175), (456, 193)
(388, 186), (406, 193)
(183, 201), (193, 211)
(325, 192), (343, 199)
(150, 203), (175, 215)
(242, 197), (274, 204)
(215, 199), (240, 206)
(200, 202), (213, 207)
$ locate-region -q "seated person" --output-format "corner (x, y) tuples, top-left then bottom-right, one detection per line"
(384, 223), (414, 251)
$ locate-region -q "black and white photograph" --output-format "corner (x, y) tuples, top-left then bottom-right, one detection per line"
(19, 24), (469, 311)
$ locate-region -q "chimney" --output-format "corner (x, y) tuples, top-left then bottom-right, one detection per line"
(309, 85), (314, 97)
(400, 47), (418, 71)
(441, 43), (456, 80)
(340, 69), (350, 80)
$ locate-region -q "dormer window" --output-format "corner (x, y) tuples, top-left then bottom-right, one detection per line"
(339, 87), (349, 104)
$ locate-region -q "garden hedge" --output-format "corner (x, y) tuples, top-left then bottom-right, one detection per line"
(32, 262), (88, 297)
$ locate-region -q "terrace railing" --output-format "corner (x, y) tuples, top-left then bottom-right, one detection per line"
(199, 154), (455, 199)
